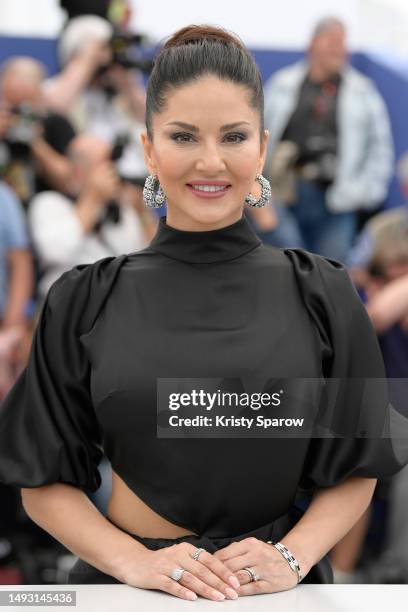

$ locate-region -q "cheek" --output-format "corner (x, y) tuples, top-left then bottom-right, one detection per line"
(229, 144), (262, 180)
(154, 144), (191, 182)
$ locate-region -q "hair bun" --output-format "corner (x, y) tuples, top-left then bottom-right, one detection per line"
(163, 24), (245, 51)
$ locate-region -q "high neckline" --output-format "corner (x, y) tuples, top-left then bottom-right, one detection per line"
(149, 214), (262, 264)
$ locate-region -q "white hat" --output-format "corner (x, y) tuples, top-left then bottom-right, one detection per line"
(58, 15), (113, 66)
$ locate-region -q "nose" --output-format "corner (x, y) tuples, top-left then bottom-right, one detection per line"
(195, 141), (227, 174)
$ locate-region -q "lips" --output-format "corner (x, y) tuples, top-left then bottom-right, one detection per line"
(187, 181), (231, 187)
(187, 184), (231, 193)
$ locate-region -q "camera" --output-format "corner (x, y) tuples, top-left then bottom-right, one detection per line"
(298, 134), (337, 184)
(109, 30), (155, 73)
(2, 104), (43, 159)
(94, 29), (155, 85)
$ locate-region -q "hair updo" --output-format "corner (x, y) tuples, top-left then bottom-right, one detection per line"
(145, 24), (264, 140)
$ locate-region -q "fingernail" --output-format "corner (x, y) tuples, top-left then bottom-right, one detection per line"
(229, 575), (240, 588)
(214, 592), (225, 601)
(225, 587), (238, 599)
(187, 592), (197, 600)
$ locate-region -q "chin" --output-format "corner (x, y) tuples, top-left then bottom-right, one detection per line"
(185, 206), (242, 228)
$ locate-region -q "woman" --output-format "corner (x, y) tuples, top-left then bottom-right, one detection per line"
(0, 24), (407, 601)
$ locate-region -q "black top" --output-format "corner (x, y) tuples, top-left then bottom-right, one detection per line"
(1, 214), (407, 538)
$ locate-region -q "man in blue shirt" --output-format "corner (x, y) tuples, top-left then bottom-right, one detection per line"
(0, 181), (32, 324)
(0, 181), (33, 400)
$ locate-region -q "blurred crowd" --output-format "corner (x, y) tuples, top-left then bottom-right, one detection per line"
(0, 1), (408, 587)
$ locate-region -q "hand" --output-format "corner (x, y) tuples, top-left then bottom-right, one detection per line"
(0, 106), (14, 139)
(83, 39), (113, 69)
(103, 65), (146, 121)
(213, 537), (300, 596)
(85, 162), (120, 203)
(122, 541), (240, 601)
(104, 64), (132, 93)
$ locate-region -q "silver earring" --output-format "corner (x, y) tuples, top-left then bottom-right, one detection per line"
(143, 174), (166, 208)
(245, 174), (271, 208)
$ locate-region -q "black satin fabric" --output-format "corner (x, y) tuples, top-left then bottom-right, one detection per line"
(1, 213), (408, 540)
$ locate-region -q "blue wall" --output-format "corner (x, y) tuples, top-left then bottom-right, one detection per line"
(1, 36), (407, 207)
(0, 35), (59, 75)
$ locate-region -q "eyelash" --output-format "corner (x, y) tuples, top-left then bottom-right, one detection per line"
(170, 132), (247, 144)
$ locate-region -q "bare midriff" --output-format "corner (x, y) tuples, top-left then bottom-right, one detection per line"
(107, 469), (199, 538)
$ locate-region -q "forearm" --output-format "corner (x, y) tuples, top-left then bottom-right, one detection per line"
(3, 251), (33, 327)
(75, 191), (104, 233)
(280, 476), (377, 576)
(44, 54), (98, 114)
(21, 483), (148, 582)
(366, 276), (408, 334)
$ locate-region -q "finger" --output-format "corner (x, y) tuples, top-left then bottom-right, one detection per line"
(213, 540), (252, 561)
(235, 569), (252, 585)
(194, 548), (241, 588)
(158, 575), (197, 601)
(181, 552), (240, 597)
(237, 565), (299, 595)
(237, 579), (270, 597)
(176, 570), (227, 601)
(221, 553), (256, 574)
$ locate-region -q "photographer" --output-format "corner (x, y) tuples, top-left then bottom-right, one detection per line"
(263, 17), (393, 263)
(44, 15), (149, 183)
(0, 57), (75, 205)
(27, 133), (155, 303)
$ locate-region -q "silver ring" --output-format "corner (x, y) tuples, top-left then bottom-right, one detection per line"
(190, 547), (205, 561)
(243, 566), (260, 582)
(170, 567), (185, 582)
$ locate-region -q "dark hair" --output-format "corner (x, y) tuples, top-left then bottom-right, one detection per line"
(145, 24), (264, 140)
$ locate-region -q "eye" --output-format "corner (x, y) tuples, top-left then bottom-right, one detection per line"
(171, 132), (195, 143)
(170, 131), (248, 144)
(224, 132), (247, 143)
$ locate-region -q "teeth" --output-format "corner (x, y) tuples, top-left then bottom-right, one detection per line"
(191, 185), (228, 192)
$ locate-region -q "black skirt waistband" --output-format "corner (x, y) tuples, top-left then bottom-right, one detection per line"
(68, 510), (332, 584)
(105, 514), (276, 551)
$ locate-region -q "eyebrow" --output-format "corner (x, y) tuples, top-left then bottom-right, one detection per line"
(165, 121), (251, 132)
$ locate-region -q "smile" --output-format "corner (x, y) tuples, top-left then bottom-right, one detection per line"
(186, 183), (232, 199)
(190, 185), (227, 192)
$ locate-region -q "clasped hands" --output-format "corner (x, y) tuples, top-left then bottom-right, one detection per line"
(124, 535), (307, 601)
(212, 536), (301, 597)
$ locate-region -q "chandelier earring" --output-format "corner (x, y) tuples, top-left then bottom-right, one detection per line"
(143, 174), (167, 208)
(244, 174), (271, 208)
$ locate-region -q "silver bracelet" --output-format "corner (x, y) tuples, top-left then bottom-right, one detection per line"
(266, 540), (303, 583)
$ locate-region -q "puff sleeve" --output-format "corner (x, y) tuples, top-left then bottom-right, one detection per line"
(0, 255), (127, 492)
(284, 248), (408, 493)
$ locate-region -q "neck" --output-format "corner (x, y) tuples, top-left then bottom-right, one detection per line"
(165, 207), (245, 232)
(148, 213), (262, 264)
